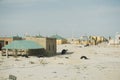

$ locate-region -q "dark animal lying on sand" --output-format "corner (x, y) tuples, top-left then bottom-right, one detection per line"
(80, 56), (88, 60)
(61, 49), (68, 54)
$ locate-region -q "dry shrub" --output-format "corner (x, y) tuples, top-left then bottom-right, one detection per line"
(39, 59), (48, 65)
(29, 61), (35, 64)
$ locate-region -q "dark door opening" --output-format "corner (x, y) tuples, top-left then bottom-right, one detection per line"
(0, 43), (2, 50)
(6, 41), (8, 45)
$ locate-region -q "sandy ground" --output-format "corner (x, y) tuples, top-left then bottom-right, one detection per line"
(0, 43), (120, 80)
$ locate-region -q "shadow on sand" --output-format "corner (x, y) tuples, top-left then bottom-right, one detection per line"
(56, 52), (74, 55)
(1, 51), (74, 58)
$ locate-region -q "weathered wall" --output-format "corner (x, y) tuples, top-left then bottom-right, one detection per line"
(25, 37), (56, 56)
(46, 37), (56, 56)
(0, 37), (13, 48)
(56, 39), (67, 45)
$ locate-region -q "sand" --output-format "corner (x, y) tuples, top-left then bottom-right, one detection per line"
(0, 43), (120, 80)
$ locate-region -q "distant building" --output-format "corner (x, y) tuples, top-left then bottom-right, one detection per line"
(115, 34), (120, 43)
(25, 36), (56, 56)
(108, 33), (120, 45)
(50, 34), (67, 45)
(89, 36), (108, 45)
(68, 36), (108, 46)
(34, 34), (43, 38)
(79, 36), (90, 45)
(0, 36), (22, 50)
(67, 38), (80, 44)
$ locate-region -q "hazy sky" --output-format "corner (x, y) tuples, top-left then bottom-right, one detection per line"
(0, 0), (120, 38)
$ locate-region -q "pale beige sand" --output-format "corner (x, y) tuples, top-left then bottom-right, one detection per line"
(0, 43), (120, 80)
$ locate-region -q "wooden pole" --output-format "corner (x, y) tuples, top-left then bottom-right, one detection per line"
(6, 49), (8, 58)
(25, 49), (29, 58)
(26, 49), (28, 56)
(14, 49), (17, 58)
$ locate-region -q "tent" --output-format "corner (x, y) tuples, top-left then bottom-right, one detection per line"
(2, 40), (43, 58)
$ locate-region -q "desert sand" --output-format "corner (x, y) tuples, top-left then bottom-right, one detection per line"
(0, 43), (120, 80)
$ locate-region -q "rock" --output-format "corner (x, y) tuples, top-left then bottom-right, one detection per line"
(9, 75), (17, 80)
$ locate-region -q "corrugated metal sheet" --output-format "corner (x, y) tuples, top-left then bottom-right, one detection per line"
(2, 40), (43, 49)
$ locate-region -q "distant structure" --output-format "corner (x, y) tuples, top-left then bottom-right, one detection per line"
(80, 36), (107, 45)
(79, 36), (90, 45)
(0, 36), (22, 50)
(67, 36), (108, 46)
(89, 36), (108, 45)
(115, 33), (120, 43)
(67, 38), (80, 44)
(25, 36), (56, 56)
(35, 34), (43, 38)
(108, 32), (120, 45)
(50, 34), (67, 45)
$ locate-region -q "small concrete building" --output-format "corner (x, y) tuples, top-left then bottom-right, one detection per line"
(25, 36), (56, 56)
(0, 36), (22, 50)
(51, 34), (67, 45)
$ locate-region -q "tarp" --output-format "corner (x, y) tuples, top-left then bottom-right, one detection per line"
(2, 40), (43, 49)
